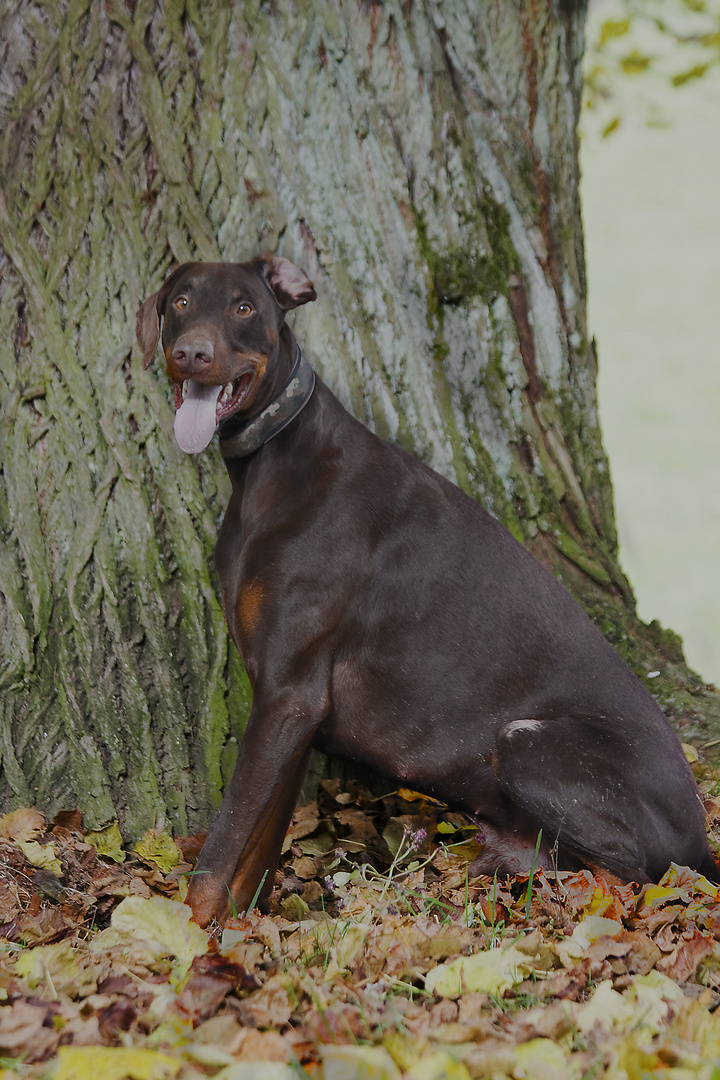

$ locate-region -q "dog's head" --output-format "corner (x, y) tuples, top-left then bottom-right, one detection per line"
(136, 256), (316, 453)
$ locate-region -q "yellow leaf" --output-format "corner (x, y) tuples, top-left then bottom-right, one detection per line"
(16, 839), (62, 876)
(556, 915), (623, 965)
(447, 839), (482, 861)
(584, 887), (614, 918)
(640, 884), (684, 911)
(406, 1050), (471, 1080)
(425, 943), (532, 999)
(321, 1044), (401, 1080)
(604, 1040), (667, 1079)
(53, 1045), (180, 1080)
(333, 922), (370, 970)
(214, 1064), (300, 1080)
(85, 820), (126, 863)
(109, 895), (209, 976)
(397, 789), (446, 807)
(660, 862), (718, 899)
(14, 941), (99, 998)
(572, 979), (636, 1035)
(134, 829), (182, 873)
(675, 998), (720, 1061)
(174, 874), (189, 901)
(0, 807), (45, 841)
(436, 822), (459, 834)
(513, 1038), (569, 1079)
(383, 1033), (421, 1073)
(626, 970), (685, 1031)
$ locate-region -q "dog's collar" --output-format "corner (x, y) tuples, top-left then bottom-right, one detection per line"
(218, 347), (315, 460)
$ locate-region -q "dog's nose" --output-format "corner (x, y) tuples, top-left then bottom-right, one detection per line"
(172, 336), (215, 374)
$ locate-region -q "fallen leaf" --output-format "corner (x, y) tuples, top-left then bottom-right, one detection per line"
(639, 884), (686, 912)
(661, 861), (719, 900)
(0, 881), (22, 922)
(571, 978), (637, 1035)
(0, 807), (45, 842)
(214, 1063), (298, 1080)
(53, 1045), (181, 1079)
(14, 940), (102, 999)
(405, 1049), (471, 1080)
(173, 954), (242, 1022)
(85, 821), (126, 863)
(512, 1037), (570, 1079)
(235, 976), (293, 1027)
(0, 998), (59, 1061)
(52, 808), (83, 832)
(104, 895), (209, 976)
(425, 943), (533, 998)
(134, 829), (182, 873)
(556, 914), (624, 965)
(656, 926), (715, 981)
(16, 839), (62, 876)
(322, 1043), (402, 1079)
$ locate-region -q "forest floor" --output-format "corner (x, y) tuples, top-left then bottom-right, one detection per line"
(2, 748), (720, 1079)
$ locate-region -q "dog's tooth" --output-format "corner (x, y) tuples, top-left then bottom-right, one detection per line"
(224, 382), (233, 397)
(182, 381), (188, 400)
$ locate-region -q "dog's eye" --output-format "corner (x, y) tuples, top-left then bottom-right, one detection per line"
(173, 296), (188, 309)
(237, 303), (253, 316)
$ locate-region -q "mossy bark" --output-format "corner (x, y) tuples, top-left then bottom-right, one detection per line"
(1, 0), (718, 842)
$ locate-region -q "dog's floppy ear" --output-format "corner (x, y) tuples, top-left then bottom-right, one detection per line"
(259, 255), (317, 311)
(136, 291), (164, 369)
(136, 263), (197, 369)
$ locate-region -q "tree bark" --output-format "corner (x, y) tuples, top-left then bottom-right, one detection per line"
(1, 0), (717, 839)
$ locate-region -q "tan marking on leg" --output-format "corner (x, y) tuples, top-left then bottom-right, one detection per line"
(238, 580), (265, 635)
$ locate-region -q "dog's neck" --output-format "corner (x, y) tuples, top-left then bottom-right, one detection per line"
(218, 344), (315, 460)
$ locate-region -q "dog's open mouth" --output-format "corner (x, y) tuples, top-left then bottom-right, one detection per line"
(173, 373), (254, 455)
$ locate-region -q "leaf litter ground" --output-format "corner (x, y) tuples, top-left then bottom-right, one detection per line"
(2, 749), (720, 1078)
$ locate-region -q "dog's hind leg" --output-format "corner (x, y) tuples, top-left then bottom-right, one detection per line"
(486, 712), (709, 884)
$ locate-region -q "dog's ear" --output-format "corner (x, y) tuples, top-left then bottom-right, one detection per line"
(259, 255), (317, 311)
(136, 263), (197, 368)
(136, 291), (164, 369)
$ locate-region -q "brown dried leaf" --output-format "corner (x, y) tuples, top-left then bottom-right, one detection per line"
(291, 856), (318, 880)
(174, 830), (207, 863)
(15, 904), (70, 945)
(173, 954), (240, 1023)
(656, 927), (715, 982)
(0, 807), (46, 843)
(192, 1013), (244, 1052)
(624, 930), (663, 976)
(235, 977), (293, 1028)
(96, 997), (137, 1041)
(0, 999), (59, 1062)
(234, 1027), (293, 1061)
(52, 809), (83, 833)
(0, 881), (23, 923)
(334, 808), (380, 843)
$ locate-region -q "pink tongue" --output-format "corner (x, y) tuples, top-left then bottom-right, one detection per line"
(174, 380), (223, 454)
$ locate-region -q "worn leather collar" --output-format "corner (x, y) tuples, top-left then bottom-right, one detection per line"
(218, 347), (316, 460)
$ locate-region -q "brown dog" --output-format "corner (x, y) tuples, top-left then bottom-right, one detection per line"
(137, 256), (717, 927)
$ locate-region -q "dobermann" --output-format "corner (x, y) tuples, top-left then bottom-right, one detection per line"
(137, 256), (717, 927)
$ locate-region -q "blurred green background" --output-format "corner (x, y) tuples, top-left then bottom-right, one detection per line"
(581, 0), (720, 684)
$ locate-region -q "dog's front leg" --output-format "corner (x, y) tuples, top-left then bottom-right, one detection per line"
(186, 701), (319, 927)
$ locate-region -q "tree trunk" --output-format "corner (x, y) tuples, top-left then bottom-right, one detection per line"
(1, 0), (717, 840)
